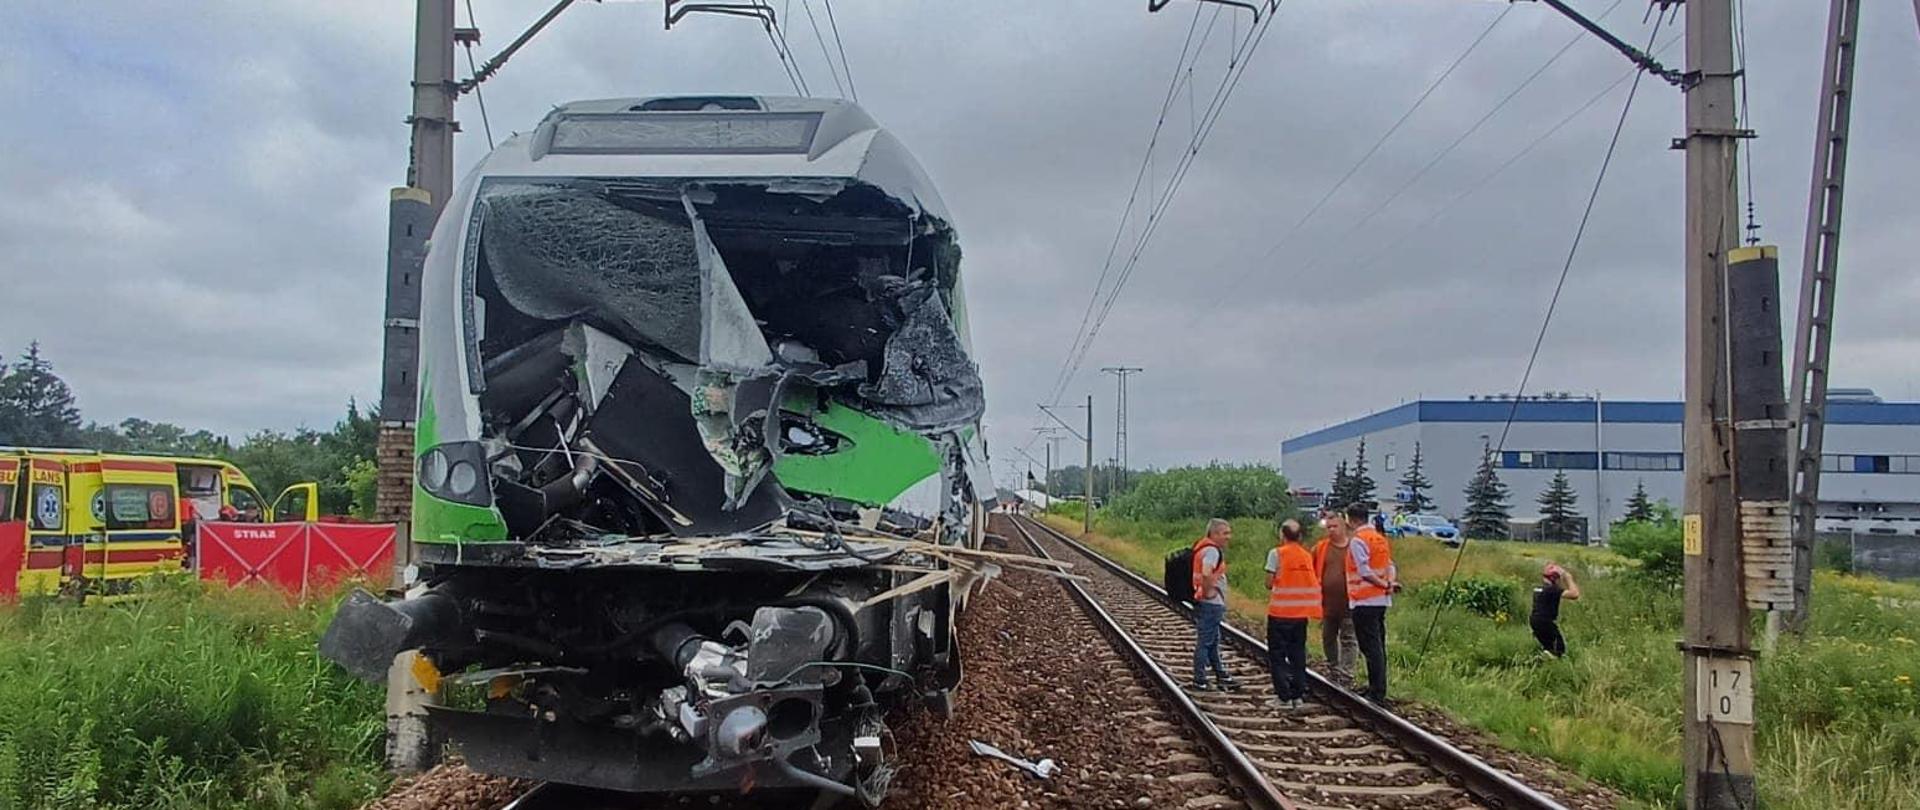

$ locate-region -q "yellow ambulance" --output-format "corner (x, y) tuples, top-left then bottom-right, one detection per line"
(0, 449), (315, 599)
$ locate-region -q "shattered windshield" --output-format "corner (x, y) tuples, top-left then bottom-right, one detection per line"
(480, 182), (704, 362)
(463, 177), (983, 541)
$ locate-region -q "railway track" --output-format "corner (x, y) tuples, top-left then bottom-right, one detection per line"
(489, 515), (1576, 810)
(1007, 514), (1571, 810)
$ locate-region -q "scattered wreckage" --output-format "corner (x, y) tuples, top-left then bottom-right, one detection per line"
(321, 96), (1000, 805)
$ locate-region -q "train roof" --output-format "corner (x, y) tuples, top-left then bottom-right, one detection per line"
(472, 95), (950, 222)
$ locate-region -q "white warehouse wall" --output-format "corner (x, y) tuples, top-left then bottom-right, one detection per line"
(1281, 399), (1920, 541)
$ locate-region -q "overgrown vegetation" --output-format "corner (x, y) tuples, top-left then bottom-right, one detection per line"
(0, 342), (378, 517)
(1046, 503), (1920, 809)
(1411, 573), (1517, 620)
(0, 580), (386, 809)
(1610, 515), (1684, 585)
(1101, 464), (1293, 523)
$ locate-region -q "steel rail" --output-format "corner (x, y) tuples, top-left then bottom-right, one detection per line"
(499, 783), (553, 809)
(1005, 517), (1295, 810)
(1015, 515), (1568, 810)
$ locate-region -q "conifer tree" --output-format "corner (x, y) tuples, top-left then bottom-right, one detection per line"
(1537, 470), (1582, 542)
(1397, 441), (1435, 513)
(1462, 441), (1511, 539)
(1329, 460), (1352, 507)
(0, 342), (81, 446)
(1349, 437), (1377, 506)
(1623, 479), (1656, 523)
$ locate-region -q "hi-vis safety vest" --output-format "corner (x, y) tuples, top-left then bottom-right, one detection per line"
(1191, 537), (1227, 599)
(1267, 544), (1322, 620)
(1346, 527), (1393, 603)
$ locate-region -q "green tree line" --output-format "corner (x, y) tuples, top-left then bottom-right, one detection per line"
(0, 342), (378, 518)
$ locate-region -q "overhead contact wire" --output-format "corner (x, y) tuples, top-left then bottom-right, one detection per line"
(1053, 4), (1213, 408)
(799, 0), (847, 98)
(821, 0), (858, 101)
(1197, 3), (1515, 312)
(1052, 6), (1281, 404)
(462, 0), (496, 150)
(1413, 8), (1668, 670)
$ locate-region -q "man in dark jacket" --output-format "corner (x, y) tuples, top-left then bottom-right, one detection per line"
(1530, 563), (1581, 656)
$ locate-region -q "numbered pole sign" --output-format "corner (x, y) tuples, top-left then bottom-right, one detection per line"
(1695, 657), (1754, 725)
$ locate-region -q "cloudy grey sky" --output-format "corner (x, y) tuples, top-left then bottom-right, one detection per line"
(2, 1), (1915, 483)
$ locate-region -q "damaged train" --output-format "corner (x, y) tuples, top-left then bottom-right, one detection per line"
(320, 96), (994, 805)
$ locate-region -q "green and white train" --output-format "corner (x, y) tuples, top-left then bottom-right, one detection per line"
(323, 96), (993, 805)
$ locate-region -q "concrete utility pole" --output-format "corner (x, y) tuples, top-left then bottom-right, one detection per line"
(1033, 426), (1062, 500)
(1101, 367), (1143, 471)
(1045, 442), (1053, 499)
(1785, 0), (1863, 634)
(379, 0), (457, 778)
(1681, 0), (1757, 803)
(378, 0), (458, 530)
(1085, 393), (1095, 534)
(1038, 401), (1094, 533)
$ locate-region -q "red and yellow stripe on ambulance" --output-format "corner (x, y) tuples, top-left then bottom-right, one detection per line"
(64, 457), (187, 597)
(16, 457), (71, 595)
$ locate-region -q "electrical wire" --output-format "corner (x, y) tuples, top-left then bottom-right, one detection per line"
(462, 0), (496, 150)
(1338, 34), (1682, 283)
(1056, 0), (1622, 406)
(798, 0), (847, 98)
(1196, 2), (1516, 312)
(1053, 6), (1244, 405)
(1049, 5), (1282, 405)
(765, 2), (812, 95)
(1053, 3), (1213, 413)
(1413, 7), (1668, 670)
(1258, 0), (1629, 295)
(821, 0), (859, 102)
(755, 0), (808, 95)
(1734, 0), (1760, 244)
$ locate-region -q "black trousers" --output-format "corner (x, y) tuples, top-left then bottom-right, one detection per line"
(1266, 617), (1309, 701)
(1351, 605), (1389, 701)
(1532, 619), (1567, 657)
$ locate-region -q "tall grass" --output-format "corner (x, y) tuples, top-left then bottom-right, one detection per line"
(0, 578), (387, 809)
(1047, 514), (1920, 809)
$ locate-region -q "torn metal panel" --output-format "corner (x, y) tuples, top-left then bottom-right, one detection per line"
(581, 361), (787, 536)
(560, 322), (632, 413)
(684, 193), (774, 375)
(857, 284), (985, 431)
(772, 401), (942, 506)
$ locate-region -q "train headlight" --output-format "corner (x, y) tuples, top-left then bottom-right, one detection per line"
(419, 449), (450, 491)
(416, 442), (491, 506)
(448, 461), (479, 497)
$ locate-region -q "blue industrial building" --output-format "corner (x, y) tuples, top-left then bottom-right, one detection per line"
(1280, 392), (1920, 542)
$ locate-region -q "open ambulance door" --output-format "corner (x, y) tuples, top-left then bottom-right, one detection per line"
(269, 482), (319, 522)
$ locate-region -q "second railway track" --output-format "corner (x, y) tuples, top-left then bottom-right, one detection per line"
(1007, 514), (1580, 810)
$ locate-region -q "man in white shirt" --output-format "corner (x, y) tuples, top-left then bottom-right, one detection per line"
(1190, 518), (1239, 691)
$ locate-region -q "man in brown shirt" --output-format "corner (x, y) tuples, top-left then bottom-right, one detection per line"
(1312, 511), (1360, 687)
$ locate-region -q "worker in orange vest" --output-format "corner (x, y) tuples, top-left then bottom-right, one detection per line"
(1189, 518), (1239, 691)
(1263, 519), (1321, 711)
(1346, 501), (1399, 706)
